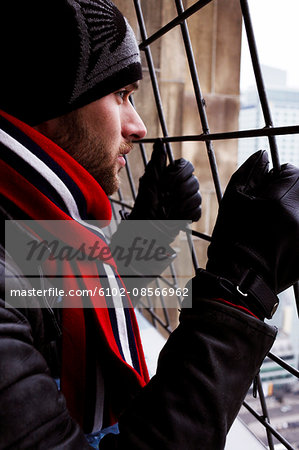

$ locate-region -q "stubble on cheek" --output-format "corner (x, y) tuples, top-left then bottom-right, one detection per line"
(47, 112), (134, 196)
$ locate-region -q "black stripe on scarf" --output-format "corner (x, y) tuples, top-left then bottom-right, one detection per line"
(0, 116), (88, 218)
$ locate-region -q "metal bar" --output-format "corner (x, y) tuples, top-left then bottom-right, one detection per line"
(256, 374), (275, 450)
(139, 0), (213, 50)
(110, 198), (133, 210)
(137, 123), (299, 144)
(168, 263), (183, 307)
(156, 274), (181, 289)
(124, 156), (137, 199)
(110, 199), (119, 221)
(139, 305), (172, 334)
(174, 0), (222, 203)
(240, 0), (280, 170)
(294, 281), (299, 319)
(267, 352), (299, 378)
(134, 0), (174, 164)
(114, 189), (126, 221)
(139, 141), (149, 166)
(155, 278), (171, 328)
(186, 225), (199, 270)
(134, 1), (201, 317)
(243, 401), (295, 450)
(137, 300), (158, 328)
(191, 229), (212, 242)
(130, 95), (149, 166)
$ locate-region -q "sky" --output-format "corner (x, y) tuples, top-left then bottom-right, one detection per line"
(240, 0), (299, 90)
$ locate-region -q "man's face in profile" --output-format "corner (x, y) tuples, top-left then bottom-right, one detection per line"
(34, 82), (147, 195)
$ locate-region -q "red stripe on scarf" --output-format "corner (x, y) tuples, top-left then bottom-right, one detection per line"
(0, 159), (71, 220)
(1, 111), (150, 431)
(0, 109), (112, 221)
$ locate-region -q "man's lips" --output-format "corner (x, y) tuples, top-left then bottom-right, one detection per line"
(118, 144), (133, 167)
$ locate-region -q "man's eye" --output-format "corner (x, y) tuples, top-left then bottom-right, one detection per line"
(116, 90), (129, 100)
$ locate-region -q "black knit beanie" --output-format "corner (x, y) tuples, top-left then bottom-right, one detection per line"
(0, 0), (142, 125)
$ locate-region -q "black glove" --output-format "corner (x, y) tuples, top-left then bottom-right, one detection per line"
(112, 140), (201, 293)
(129, 139), (202, 223)
(203, 150), (299, 319)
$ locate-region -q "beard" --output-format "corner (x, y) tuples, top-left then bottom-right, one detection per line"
(47, 110), (132, 196)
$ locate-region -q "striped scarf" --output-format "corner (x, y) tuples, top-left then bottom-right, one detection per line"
(0, 110), (149, 432)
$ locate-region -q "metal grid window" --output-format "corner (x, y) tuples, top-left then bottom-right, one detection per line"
(111, 1), (299, 448)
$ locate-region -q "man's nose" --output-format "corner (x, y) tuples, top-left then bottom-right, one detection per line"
(123, 102), (147, 141)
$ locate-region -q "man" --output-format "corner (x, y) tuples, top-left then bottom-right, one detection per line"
(0, 1), (298, 449)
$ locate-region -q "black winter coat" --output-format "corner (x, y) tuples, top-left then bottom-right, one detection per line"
(0, 210), (277, 449)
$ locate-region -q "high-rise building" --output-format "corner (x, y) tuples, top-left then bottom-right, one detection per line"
(238, 65), (299, 168)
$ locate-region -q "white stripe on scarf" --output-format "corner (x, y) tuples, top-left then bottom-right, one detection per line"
(104, 263), (133, 368)
(0, 128), (105, 237)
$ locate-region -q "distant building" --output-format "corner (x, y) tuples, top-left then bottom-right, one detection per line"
(259, 287), (299, 392)
(238, 65), (299, 167)
(261, 331), (296, 391)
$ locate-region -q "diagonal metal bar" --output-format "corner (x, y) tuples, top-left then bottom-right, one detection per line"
(256, 374), (275, 450)
(267, 352), (299, 378)
(139, 0), (213, 50)
(240, 0), (280, 170)
(294, 281), (299, 319)
(110, 198), (119, 221)
(134, 0), (201, 292)
(185, 226), (199, 270)
(134, 0), (174, 164)
(110, 198), (133, 210)
(242, 401), (295, 450)
(124, 155), (137, 199)
(191, 229), (212, 242)
(174, 0), (222, 203)
(130, 95), (149, 166)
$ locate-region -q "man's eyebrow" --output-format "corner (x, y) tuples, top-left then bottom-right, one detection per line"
(127, 82), (139, 91)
